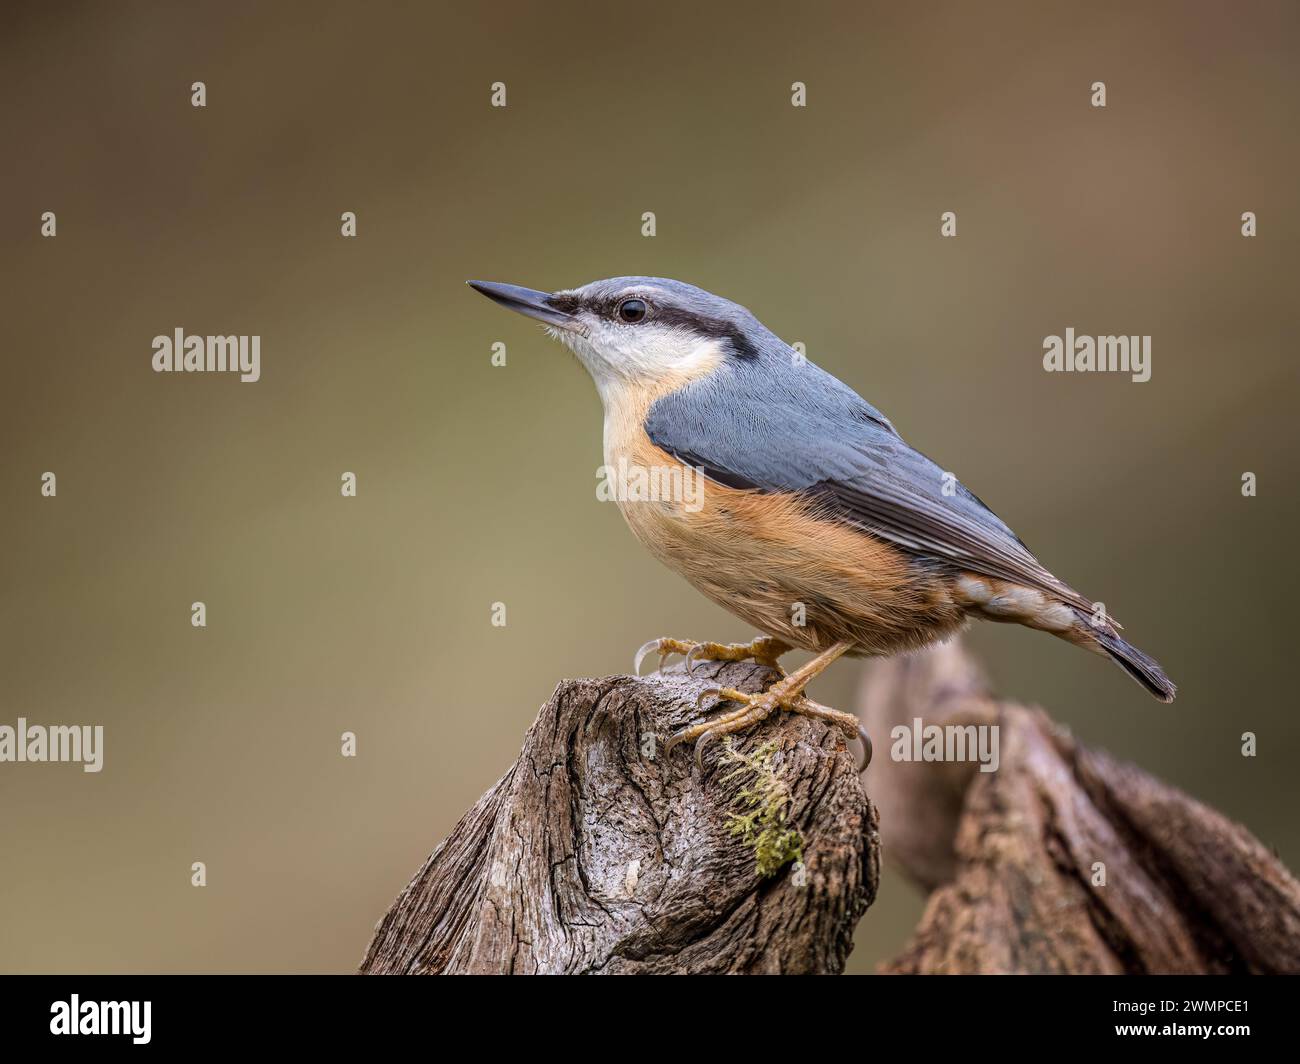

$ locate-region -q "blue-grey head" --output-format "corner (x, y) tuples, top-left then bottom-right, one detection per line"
(467, 276), (782, 400)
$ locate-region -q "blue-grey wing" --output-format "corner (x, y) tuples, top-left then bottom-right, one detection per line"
(644, 359), (1090, 611)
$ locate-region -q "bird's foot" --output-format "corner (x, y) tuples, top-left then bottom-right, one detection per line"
(633, 635), (792, 678)
(664, 680), (872, 774)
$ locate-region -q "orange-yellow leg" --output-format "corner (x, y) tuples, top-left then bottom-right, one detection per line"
(662, 641), (871, 773)
(633, 635), (792, 678)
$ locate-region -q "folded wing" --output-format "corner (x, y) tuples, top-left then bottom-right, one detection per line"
(644, 358), (1094, 615)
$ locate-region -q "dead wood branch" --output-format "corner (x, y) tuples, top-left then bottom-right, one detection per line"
(861, 640), (1300, 974)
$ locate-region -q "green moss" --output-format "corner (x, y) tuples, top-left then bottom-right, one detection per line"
(720, 738), (803, 878)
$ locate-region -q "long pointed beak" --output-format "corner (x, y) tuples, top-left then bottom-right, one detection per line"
(467, 280), (576, 329)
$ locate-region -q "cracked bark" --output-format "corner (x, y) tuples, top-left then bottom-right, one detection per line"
(359, 658), (878, 974)
(862, 640), (1300, 974)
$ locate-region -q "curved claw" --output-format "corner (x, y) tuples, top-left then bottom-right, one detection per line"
(694, 728), (719, 772)
(633, 638), (662, 677)
(684, 643), (706, 677)
(695, 687), (722, 708)
(856, 723), (873, 773)
(662, 726), (691, 759)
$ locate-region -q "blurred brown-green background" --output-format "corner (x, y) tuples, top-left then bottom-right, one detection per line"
(2, 0), (1297, 973)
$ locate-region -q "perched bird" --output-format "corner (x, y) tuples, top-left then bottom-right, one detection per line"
(469, 277), (1176, 770)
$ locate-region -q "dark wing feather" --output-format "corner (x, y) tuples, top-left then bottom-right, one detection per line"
(644, 361), (1092, 613)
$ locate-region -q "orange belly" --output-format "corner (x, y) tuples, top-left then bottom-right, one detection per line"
(608, 425), (967, 656)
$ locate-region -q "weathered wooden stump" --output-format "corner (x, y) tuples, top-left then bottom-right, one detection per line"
(360, 658), (878, 974)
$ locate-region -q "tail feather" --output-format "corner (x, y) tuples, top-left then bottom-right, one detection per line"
(1090, 624), (1176, 703)
(952, 572), (1176, 702)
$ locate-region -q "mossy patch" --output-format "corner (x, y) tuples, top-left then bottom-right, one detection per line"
(720, 738), (803, 878)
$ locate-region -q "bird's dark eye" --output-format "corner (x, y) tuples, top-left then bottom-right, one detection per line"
(617, 298), (647, 323)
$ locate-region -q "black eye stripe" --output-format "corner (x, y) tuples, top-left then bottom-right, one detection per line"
(566, 294), (759, 360)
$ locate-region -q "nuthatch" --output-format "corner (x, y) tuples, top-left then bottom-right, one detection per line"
(469, 277), (1176, 770)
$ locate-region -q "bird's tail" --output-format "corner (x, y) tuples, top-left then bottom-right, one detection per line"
(1077, 616), (1176, 703)
(953, 573), (1176, 702)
